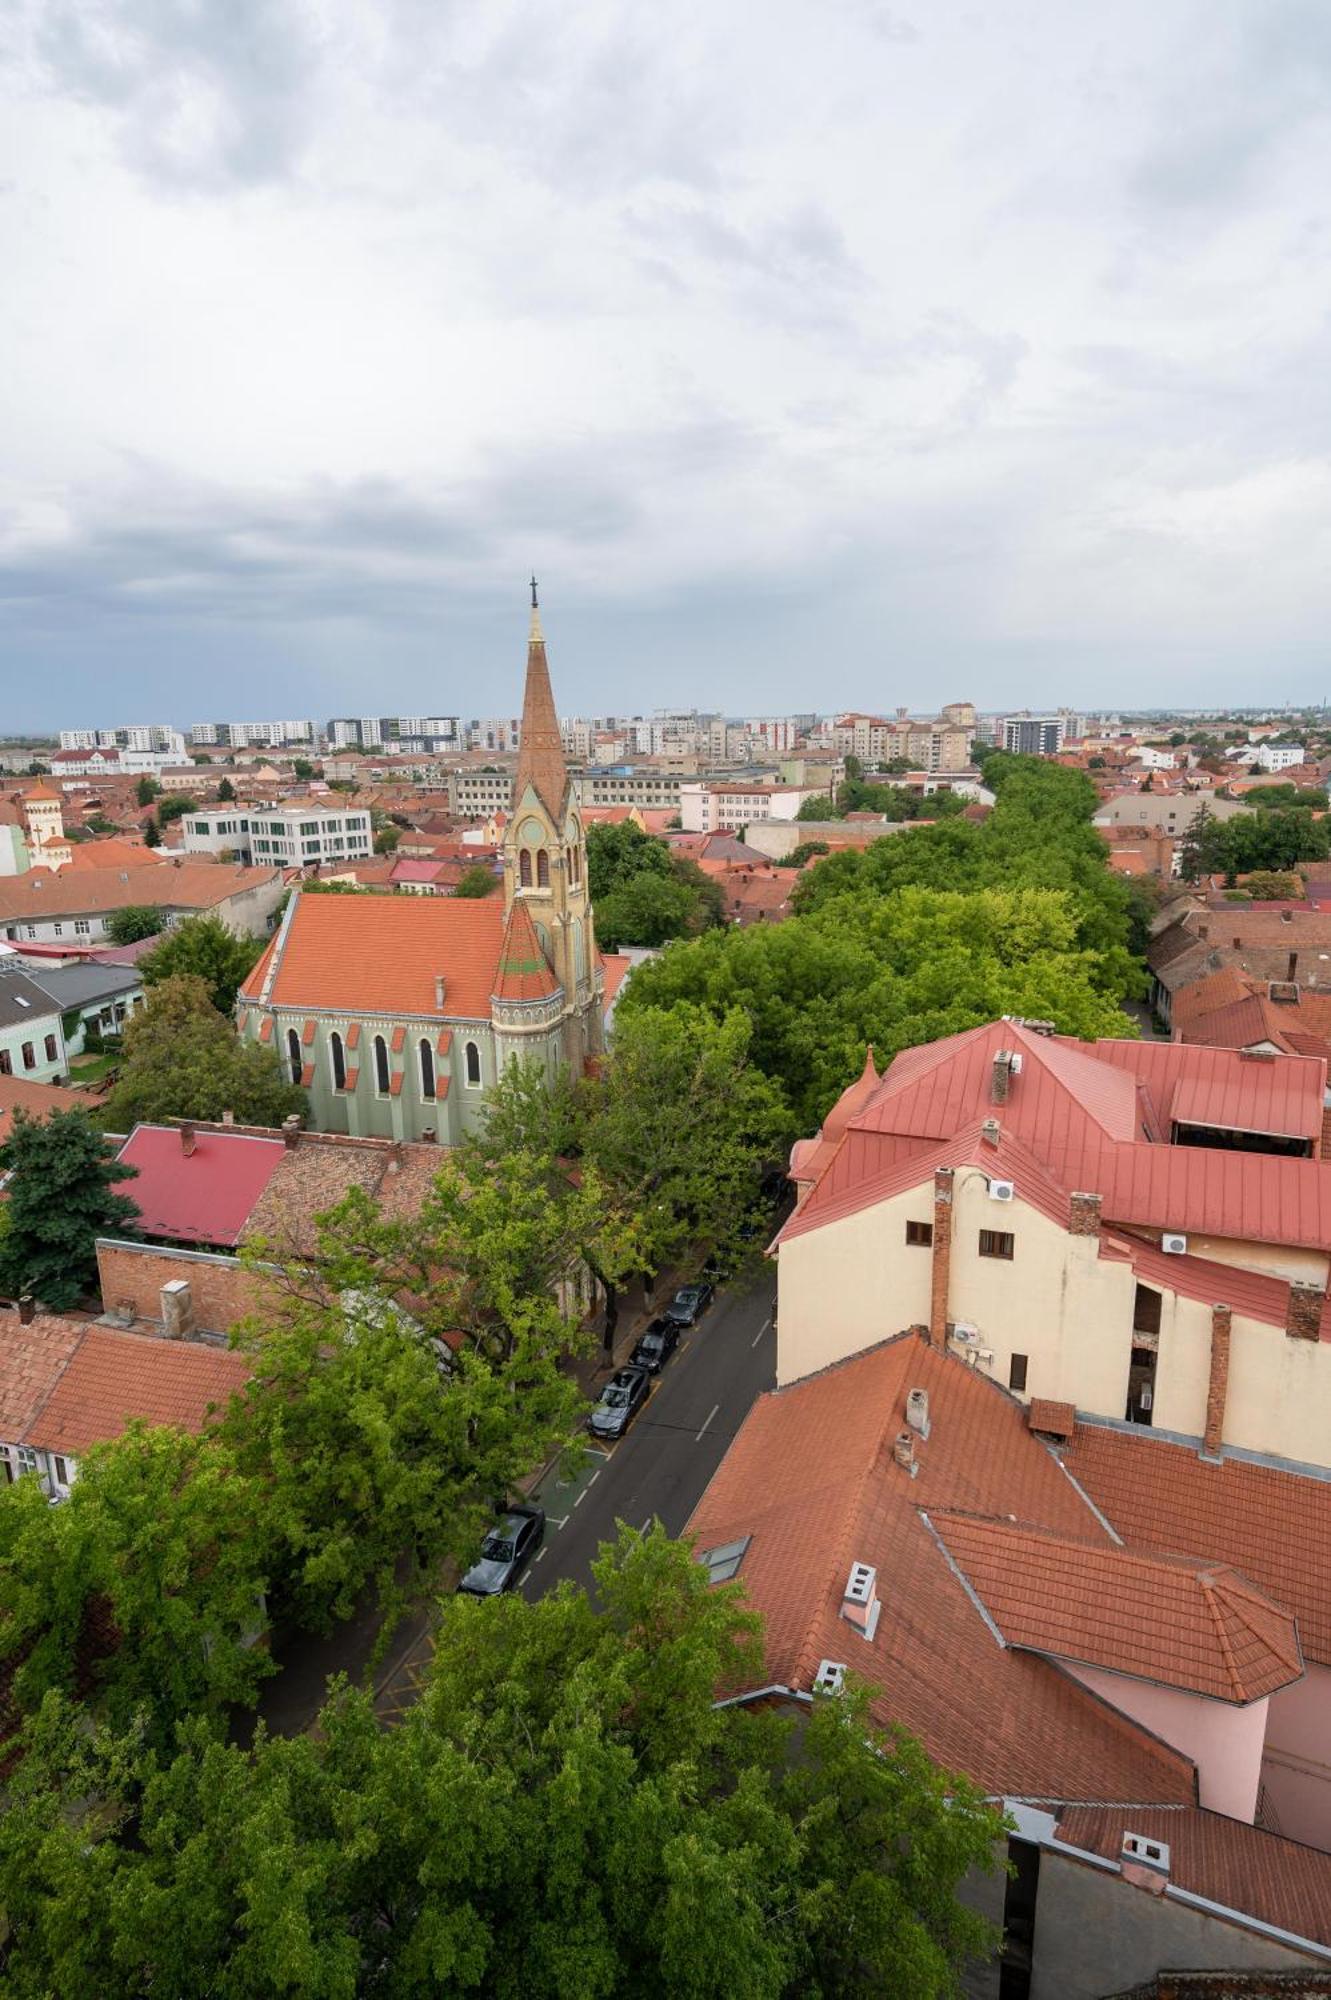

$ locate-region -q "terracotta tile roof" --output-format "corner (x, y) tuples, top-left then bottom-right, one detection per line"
(511, 611), (569, 819)
(492, 898), (561, 1003)
(0, 862), (277, 923)
(600, 953), (633, 1010)
(930, 1513), (1302, 1702)
(62, 838), (162, 872)
(116, 1126), (287, 1248)
(686, 1336), (1197, 1804)
(0, 1311), (85, 1440)
(1053, 1806), (1331, 1950)
(1028, 1399), (1076, 1439)
(239, 890), (510, 1020)
(0, 1076), (95, 1146)
(1060, 1423), (1331, 1667)
(25, 1327), (249, 1456)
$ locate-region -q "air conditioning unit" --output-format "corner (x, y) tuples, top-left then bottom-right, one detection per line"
(988, 1180), (1015, 1202)
(813, 1660), (846, 1696)
(1161, 1232), (1188, 1255)
(950, 1323), (979, 1346)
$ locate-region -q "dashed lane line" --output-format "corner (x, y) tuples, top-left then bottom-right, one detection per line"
(752, 1317), (771, 1348)
(695, 1402), (720, 1442)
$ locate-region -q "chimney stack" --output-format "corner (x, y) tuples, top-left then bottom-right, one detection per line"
(17, 1294), (35, 1326)
(1069, 1192), (1102, 1238)
(1202, 1303), (1231, 1458)
(841, 1561), (881, 1637)
(435, 974), (447, 1010)
(180, 1122), (196, 1157)
(893, 1430), (918, 1476)
(282, 1114), (301, 1149)
(160, 1279), (196, 1340)
(906, 1388), (930, 1440)
(990, 1051), (1013, 1105)
(221, 1108), (235, 1126)
(981, 1117), (1001, 1147)
(929, 1168), (954, 1350)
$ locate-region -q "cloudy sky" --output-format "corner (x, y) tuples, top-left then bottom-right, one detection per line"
(2, 1), (1331, 730)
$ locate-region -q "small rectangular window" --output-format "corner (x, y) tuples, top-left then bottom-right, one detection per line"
(979, 1229), (1014, 1261)
(74, 919), (91, 934)
(905, 1220), (933, 1248)
(1009, 1354), (1028, 1393)
(21, 1041), (35, 1070)
(44, 1035), (58, 1062)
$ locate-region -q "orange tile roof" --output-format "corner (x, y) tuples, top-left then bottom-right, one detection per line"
(1060, 1423), (1331, 1667)
(24, 1327), (249, 1455)
(0, 1311), (85, 1439)
(492, 898), (561, 1004)
(931, 1513), (1301, 1702)
(239, 890), (511, 1020)
(0, 1076), (95, 1146)
(687, 1336), (1197, 1804)
(1053, 1806), (1331, 1949)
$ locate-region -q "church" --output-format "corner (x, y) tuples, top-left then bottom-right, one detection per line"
(237, 595), (604, 1144)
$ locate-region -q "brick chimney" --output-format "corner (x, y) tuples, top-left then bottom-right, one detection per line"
(17, 1294), (35, 1326)
(160, 1278), (196, 1340)
(1068, 1191), (1102, 1238)
(179, 1121), (196, 1158)
(1286, 1282), (1323, 1342)
(1197, 923), (1209, 940)
(435, 974), (447, 1009)
(930, 1167), (954, 1350)
(990, 1051), (1013, 1105)
(1202, 1303), (1230, 1457)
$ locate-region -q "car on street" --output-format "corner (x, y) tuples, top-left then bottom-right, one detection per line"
(589, 1365), (651, 1439)
(456, 1504), (546, 1596)
(663, 1281), (714, 1328)
(630, 1316), (680, 1375)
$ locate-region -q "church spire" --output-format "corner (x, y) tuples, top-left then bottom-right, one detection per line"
(513, 577), (568, 819)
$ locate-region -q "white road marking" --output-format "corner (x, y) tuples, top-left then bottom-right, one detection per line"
(534, 1547), (547, 1563)
(547, 1515), (568, 1530)
(573, 1486), (589, 1508)
(588, 1468), (602, 1488)
(639, 1516), (652, 1534)
(752, 1317), (771, 1348)
(696, 1402), (720, 1442)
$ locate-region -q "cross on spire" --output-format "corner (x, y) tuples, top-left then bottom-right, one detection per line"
(530, 573), (539, 609)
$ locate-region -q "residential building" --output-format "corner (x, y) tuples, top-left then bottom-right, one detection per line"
(448, 766), (684, 817)
(1093, 790), (1249, 838)
(181, 803), (373, 868)
(1234, 742), (1308, 774)
(1173, 968), (1331, 1063)
(0, 1074), (90, 1143)
(48, 746), (192, 779)
(239, 597), (603, 1143)
(0, 964), (67, 1082)
(677, 781), (822, 832)
(464, 716), (522, 753)
(1149, 904), (1331, 1025)
(687, 1332), (1331, 1991)
(776, 1019), (1331, 1474)
(190, 720), (317, 748)
(0, 861), (285, 947)
(59, 725), (187, 759)
(22, 961), (145, 1051)
(1002, 714), (1067, 756)
(329, 716), (460, 752)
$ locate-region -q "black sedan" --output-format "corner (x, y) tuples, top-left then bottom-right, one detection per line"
(662, 1282), (714, 1328)
(457, 1505), (545, 1596)
(589, 1365), (651, 1440)
(630, 1316), (680, 1375)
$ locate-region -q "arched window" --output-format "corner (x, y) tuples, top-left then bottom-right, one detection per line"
(519, 850), (532, 889)
(464, 1040), (481, 1088)
(373, 1034), (390, 1094)
(419, 1037), (435, 1100)
(329, 1030), (346, 1091)
(536, 849), (550, 888)
(286, 1028), (302, 1086)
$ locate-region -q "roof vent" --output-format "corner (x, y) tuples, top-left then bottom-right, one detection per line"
(841, 1561), (882, 1639)
(1121, 1832), (1171, 1877)
(1162, 1232), (1188, 1255)
(812, 1660), (846, 1696)
(906, 1387), (930, 1440)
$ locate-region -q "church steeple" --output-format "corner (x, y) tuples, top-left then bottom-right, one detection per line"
(512, 575), (569, 820)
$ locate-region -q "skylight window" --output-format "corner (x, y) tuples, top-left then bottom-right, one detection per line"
(697, 1536), (751, 1583)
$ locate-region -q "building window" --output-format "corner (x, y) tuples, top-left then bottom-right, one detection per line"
(373, 1034), (390, 1094)
(52, 1455), (71, 1488)
(21, 1042), (35, 1071)
(74, 919), (91, 935)
(905, 1220), (933, 1247)
(464, 1039), (481, 1088)
(44, 1035), (58, 1062)
(330, 1030), (346, 1090)
(978, 1229), (1014, 1260)
(537, 849), (550, 888)
(286, 1028), (302, 1086)
(519, 850), (532, 889)
(0, 1050), (11, 1075)
(1009, 1353), (1028, 1393)
(25, 926), (36, 940)
(419, 1037), (435, 1100)
(52, 923), (63, 937)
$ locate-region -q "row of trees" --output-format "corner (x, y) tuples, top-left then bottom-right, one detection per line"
(624, 755), (1145, 1130)
(588, 820), (724, 949)
(1179, 800), (1331, 883)
(795, 757), (971, 824)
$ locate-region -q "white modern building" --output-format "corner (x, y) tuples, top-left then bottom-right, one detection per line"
(181, 804), (374, 868)
(190, 720), (317, 748)
(58, 724), (187, 759)
(678, 780), (823, 832)
(1002, 714), (1067, 756)
(328, 716), (459, 752)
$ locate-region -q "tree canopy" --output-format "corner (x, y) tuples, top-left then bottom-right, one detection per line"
(103, 904), (166, 946)
(587, 821), (723, 948)
(101, 975), (307, 1131)
(1180, 802), (1330, 883)
(139, 913), (264, 1013)
(453, 863), (500, 897)
(0, 1108), (140, 1309)
(0, 1530), (1001, 1998)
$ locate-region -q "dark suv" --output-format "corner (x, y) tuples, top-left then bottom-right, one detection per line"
(630, 1316), (680, 1375)
(663, 1282), (714, 1328)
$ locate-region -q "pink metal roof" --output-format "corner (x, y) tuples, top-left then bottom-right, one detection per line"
(855, 1022), (1140, 1149)
(1090, 1038), (1326, 1144)
(1107, 1230), (1291, 1329)
(116, 1124), (287, 1247)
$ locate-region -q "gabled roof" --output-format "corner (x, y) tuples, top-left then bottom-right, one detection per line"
(0, 1076), (92, 1146)
(25, 1327), (249, 1456)
(239, 890), (511, 1021)
(855, 1021), (1142, 1148)
(687, 1336), (1197, 1805)
(0, 862), (277, 923)
(492, 898), (561, 1004)
(0, 1311), (85, 1440)
(930, 1513), (1302, 1703)
(116, 1125), (287, 1247)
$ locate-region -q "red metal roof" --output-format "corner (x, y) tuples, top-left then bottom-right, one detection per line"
(116, 1125), (286, 1247)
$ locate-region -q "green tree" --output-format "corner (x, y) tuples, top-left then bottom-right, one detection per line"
(139, 913), (264, 1013)
(587, 818), (672, 899)
(216, 775), (235, 801)
(135, 776), (160, 807)
(453, 862), (499, 897)
(587, 821), (722, 948)
(0, 1531), (1001, 1997)
(154, 795), (197, 826)
(292, 757), (315, 780)
(777, 839), (831, 868)
(102, 976), (306, 1131)
(796, 790), (842, 820)
(142, 819), (161, 848)
(103, 904), (166, 946)
(374, 824), (401, 855)
(0, 1109), (139, 1309)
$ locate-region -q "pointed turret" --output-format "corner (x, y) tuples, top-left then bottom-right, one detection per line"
(512, 576), (569, 820)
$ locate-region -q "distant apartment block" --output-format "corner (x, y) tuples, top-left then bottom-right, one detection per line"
(1002, 713), (1067, 756)
(181, 804), (373, 868)
(58, 724), (187, 760)
(1239, 741), (1307, 774)
(464, 717), (522, 753)
(833, 710), (971, 771)
(447, 766), (684, 818)
(678, 780), (823, 833)
(328, 716), (460, 752)
(190, 720), (317, 748)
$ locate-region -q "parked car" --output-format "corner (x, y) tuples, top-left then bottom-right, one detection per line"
(589, 1365), (651, 1439)
(630, 1316), (680, 1375)
(663, 1281), (714, 1328)
(457, 1504), (545, 1596)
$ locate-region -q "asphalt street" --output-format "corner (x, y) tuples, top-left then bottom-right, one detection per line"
(520, 1273), (778, 1600)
